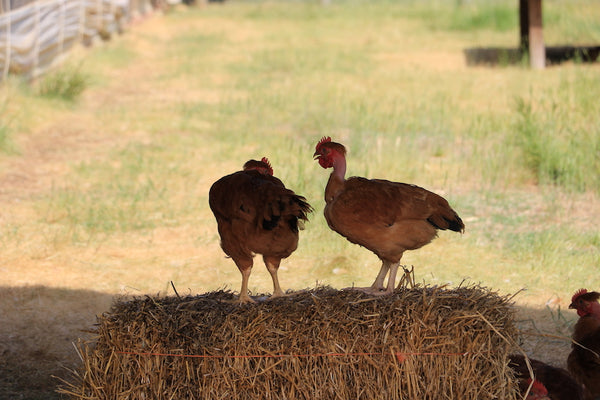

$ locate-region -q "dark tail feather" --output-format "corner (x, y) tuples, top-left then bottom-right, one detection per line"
(261, 192), (313, 231)
(448, 213), (465, 233)
(293, 195), (313, 221)
(428, 212), (464, 233)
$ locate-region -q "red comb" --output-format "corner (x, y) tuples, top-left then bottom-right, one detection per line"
(315, 136), (332, 151)
(260, 157), (273, 175)
(572, 288), (588, 303)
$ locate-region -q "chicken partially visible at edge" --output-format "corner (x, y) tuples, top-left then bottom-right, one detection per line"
(567, 288), (600, 400)
(509, 354), (583, 400)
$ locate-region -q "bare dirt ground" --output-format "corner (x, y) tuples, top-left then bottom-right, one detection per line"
(0, 11), (594, 400)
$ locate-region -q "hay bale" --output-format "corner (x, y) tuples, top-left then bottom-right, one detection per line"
(59, 285), (521, 399)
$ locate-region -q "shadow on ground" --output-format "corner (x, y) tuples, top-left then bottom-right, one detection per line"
(0, 286), (114, 400)
(514, 304), (575, 368)
(464, 45), (600, 66)
(0, 285), (578, 399)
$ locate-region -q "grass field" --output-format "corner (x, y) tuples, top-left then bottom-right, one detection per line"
(1, 0), (599, 398)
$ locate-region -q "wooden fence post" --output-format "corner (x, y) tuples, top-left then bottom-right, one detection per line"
(528, 0), (545, 69)
(519, 0), (529, 53)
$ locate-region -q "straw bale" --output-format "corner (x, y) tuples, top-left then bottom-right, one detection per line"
(59, 285), (522, 400)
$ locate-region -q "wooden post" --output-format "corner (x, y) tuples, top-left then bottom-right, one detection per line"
(519, 0), (529, 53)
(528, 0), (545, 69)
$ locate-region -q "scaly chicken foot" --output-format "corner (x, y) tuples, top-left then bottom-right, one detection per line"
(346, 261), (401, 296)
(347, 263), (414, 295)
(235, 256), (290, 303)
(237, 266), (256, 304)
(264, 255), (287, 299)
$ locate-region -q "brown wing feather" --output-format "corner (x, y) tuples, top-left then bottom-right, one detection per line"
(329, 177), (463, 231)
(370, 178), (463, 232)
(209, 170), (312, 260)
(324, 177), (463, 261)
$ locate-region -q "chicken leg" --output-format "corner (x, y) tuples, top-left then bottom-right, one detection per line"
(264, 255), (285, 298)
(350, 260), (399, 295)
(352, 260), (414, 295)
(234, 258), (255, 303)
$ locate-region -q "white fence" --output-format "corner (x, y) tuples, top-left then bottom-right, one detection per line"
(0, 0), (155, 81)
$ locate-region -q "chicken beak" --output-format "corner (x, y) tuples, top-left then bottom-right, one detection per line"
(568, 303), (576, 309)
(313, 152), (320, 160)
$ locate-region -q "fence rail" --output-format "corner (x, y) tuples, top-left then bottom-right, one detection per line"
(0, 0), (155, 81)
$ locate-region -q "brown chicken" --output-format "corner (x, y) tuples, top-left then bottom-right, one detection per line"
(312, 137), (464, 295)
(509, 354), (583, 400)
(209, 157), (312, 303)
(567, 288), (600, 400)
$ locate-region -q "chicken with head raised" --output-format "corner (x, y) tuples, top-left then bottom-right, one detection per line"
(209, 158), (312, 303)
(312, 137), (464, 295)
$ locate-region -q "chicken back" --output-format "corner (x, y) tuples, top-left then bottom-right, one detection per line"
(209, 158), (312, 303)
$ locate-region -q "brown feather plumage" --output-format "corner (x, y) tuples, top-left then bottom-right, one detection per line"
(567, 288), (600, 400)
(313, 138), (464, 294)
(325, 176), (463, 261)
(209, 159), (312, 303)
(509, 354), (583, 400)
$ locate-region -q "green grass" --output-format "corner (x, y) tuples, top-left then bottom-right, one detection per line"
(511, 73), (600, 192)
(0, 104), (11, 153)
(408, 2), (517, 32)
(36, 64), (90, 101)
(0, 87), (18, 154)
(2, 0), (600, 304)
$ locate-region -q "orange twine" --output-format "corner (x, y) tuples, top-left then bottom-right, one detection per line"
(116, 350), (471, 363)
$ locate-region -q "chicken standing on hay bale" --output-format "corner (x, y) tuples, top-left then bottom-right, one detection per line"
(209, 157), (312, 303)
(567, 288), (600, 400)
(312, 137), (464, 295)
(508, 354), (583, 400)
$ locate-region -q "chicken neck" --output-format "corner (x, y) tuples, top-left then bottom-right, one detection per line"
(324, 151), (347, 203)
(589, 301), (600, 321)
